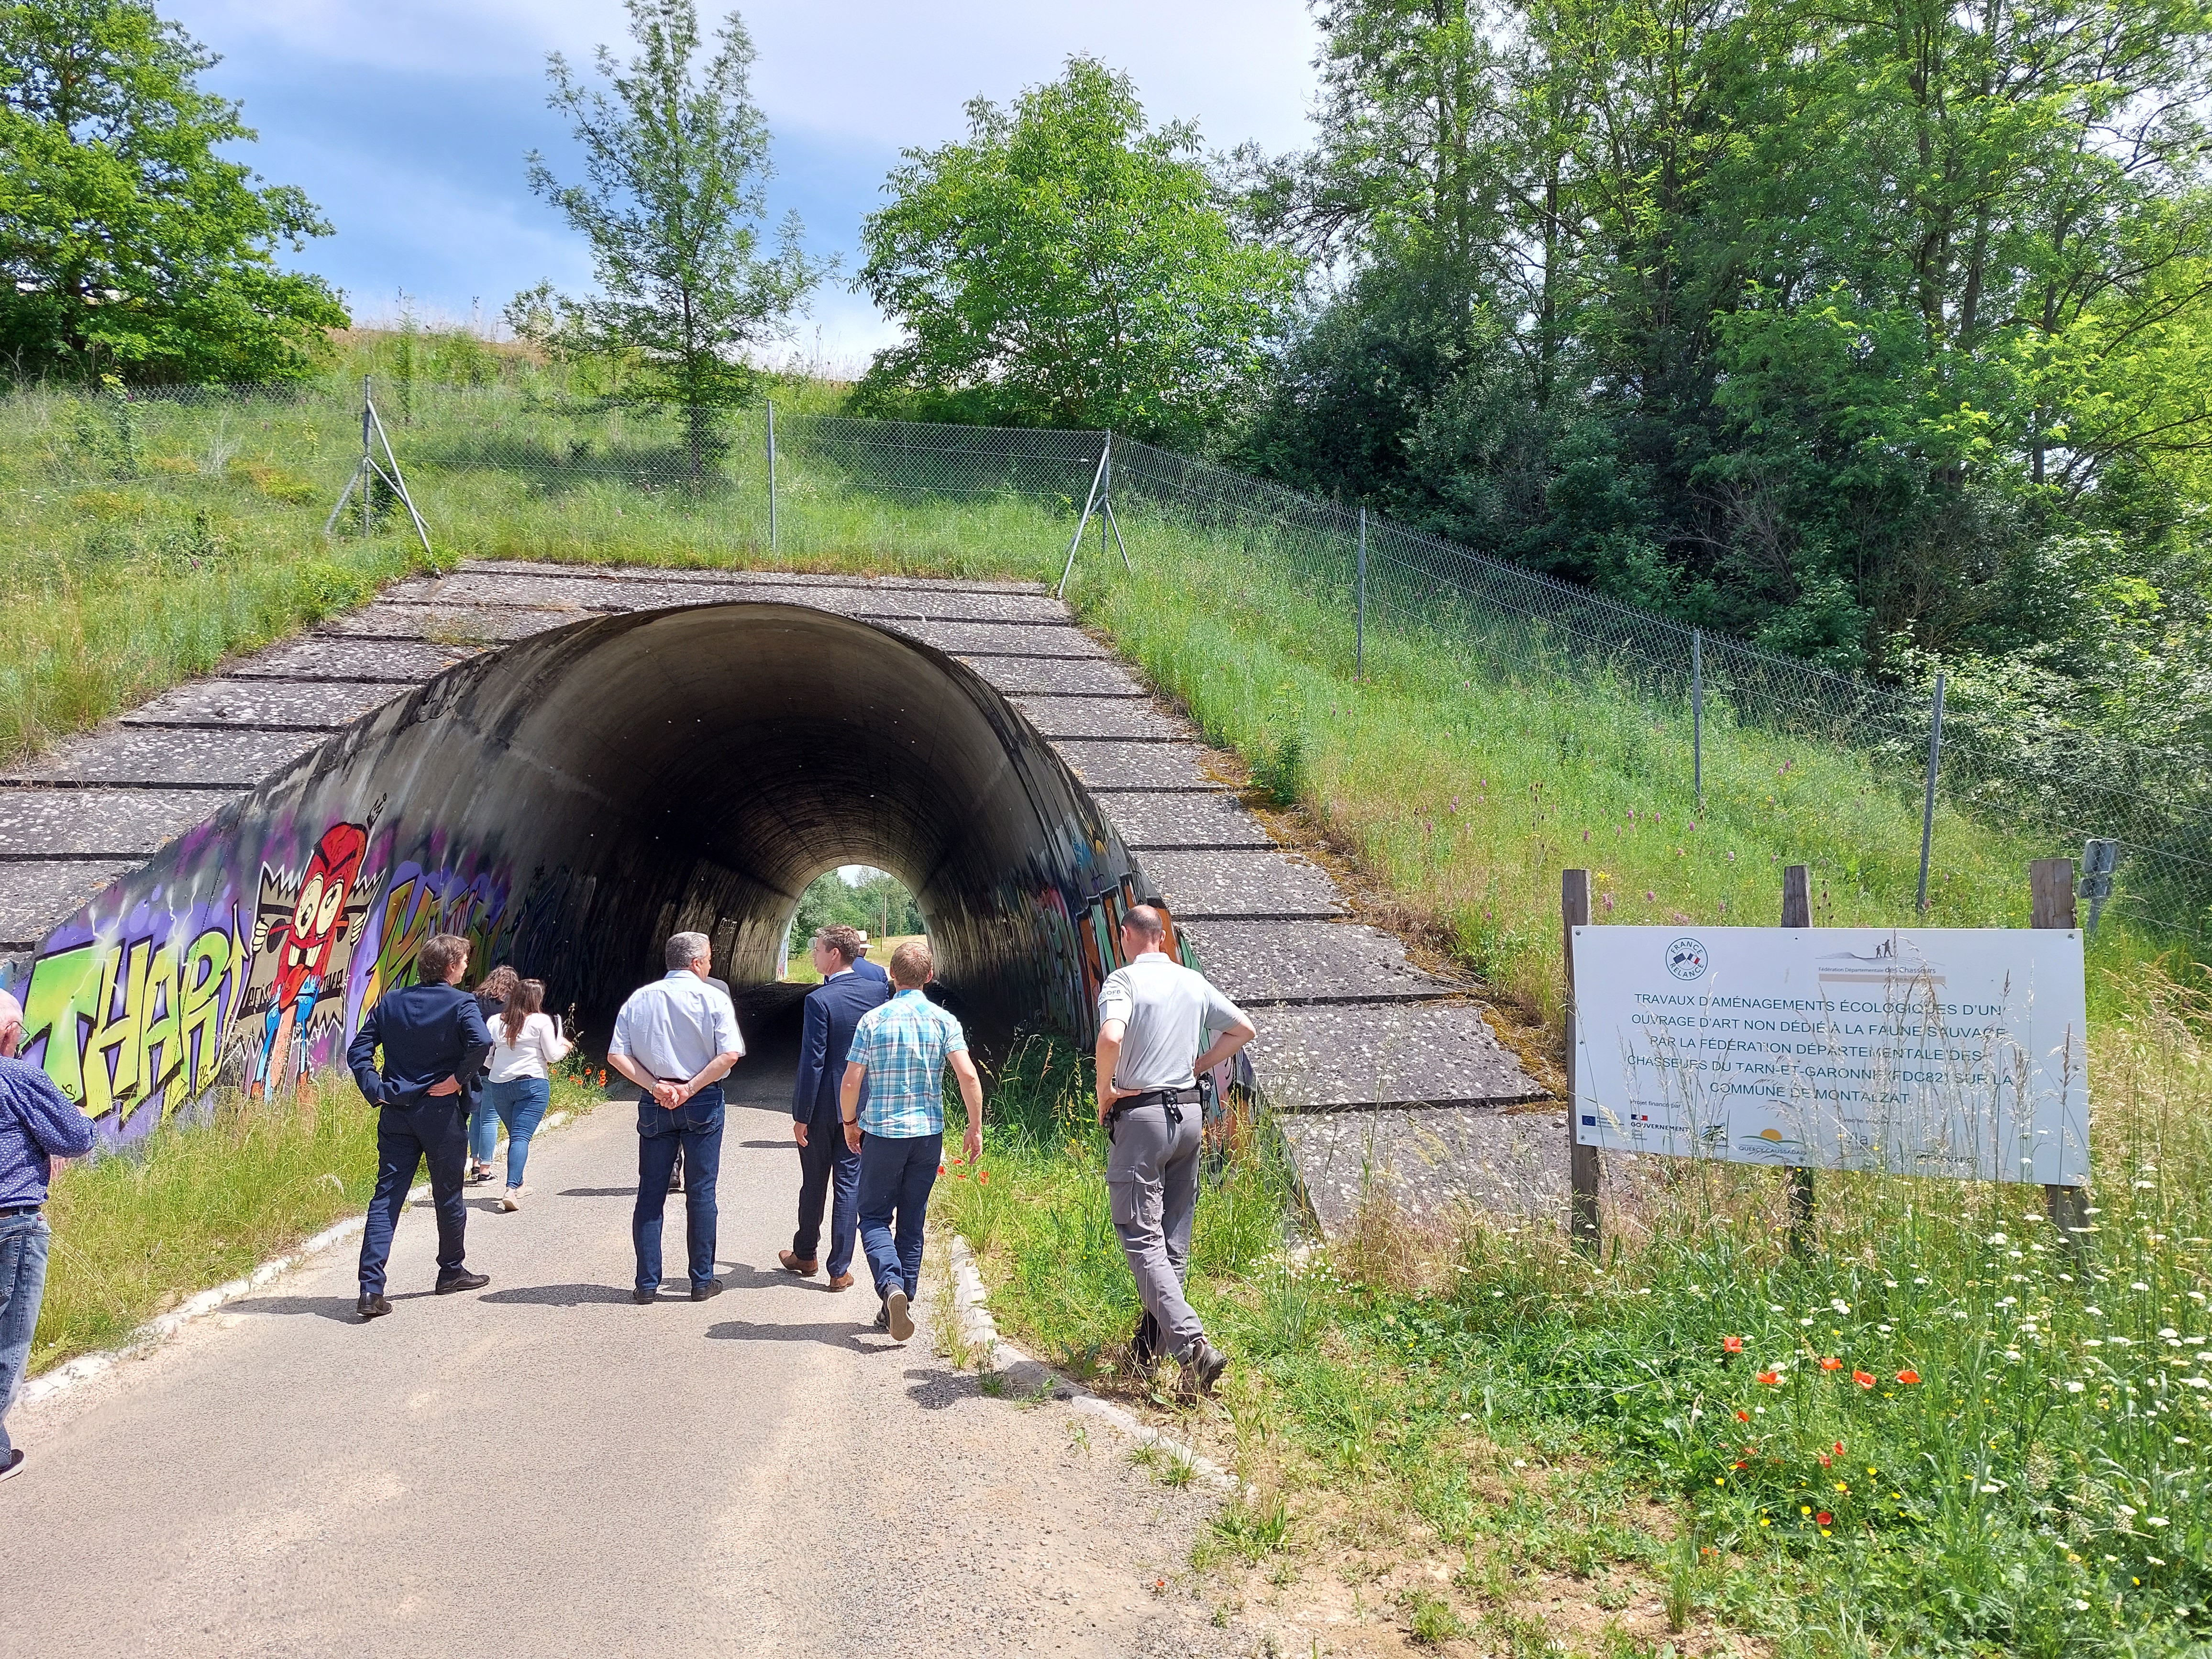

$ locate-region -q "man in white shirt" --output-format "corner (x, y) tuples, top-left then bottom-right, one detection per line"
(607, 932), (745, 1303)
(1095, 905), (1255, 1395)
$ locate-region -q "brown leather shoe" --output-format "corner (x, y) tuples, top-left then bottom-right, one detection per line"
(827, 1272), (855, 1291)
(777, 1250), (819, 1277)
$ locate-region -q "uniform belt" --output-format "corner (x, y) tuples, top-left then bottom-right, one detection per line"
(1112, 1086), (1203, 1114)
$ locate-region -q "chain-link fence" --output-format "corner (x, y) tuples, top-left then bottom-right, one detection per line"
(18, 376), (2209, 935)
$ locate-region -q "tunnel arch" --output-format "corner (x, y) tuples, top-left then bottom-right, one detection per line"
(16, 602), (1148, 1124)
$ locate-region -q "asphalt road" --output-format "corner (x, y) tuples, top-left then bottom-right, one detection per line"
(3, 1043), (1242, 1659)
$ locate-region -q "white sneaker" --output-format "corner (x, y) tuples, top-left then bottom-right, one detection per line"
(886, 1287), (914, 1342)
(499, 1188), (520, 1212)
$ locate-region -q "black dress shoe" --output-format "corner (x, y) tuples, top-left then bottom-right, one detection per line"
(691, 1278), (724, 1302)
(633, 1287), (657, 1304)
(434, 1270), (490, 1294)
(357, 1293), (392, 1320)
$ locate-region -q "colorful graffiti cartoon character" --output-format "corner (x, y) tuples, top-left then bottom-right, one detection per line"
(248, 820), (374, 1096)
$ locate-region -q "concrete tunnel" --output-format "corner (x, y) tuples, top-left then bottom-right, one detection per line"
(7, 600), (1150, 1123)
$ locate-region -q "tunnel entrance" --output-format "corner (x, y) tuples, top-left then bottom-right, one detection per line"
(14, 602), (1148, 1121)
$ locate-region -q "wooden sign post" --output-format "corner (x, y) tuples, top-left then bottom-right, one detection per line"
(1781, 864), (1815, 1256)
(2031, 856), (2092, 1253)
(1563, 868), (1600, 1251)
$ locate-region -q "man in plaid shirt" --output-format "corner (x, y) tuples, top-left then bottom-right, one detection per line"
(841, 940), (983, 1341)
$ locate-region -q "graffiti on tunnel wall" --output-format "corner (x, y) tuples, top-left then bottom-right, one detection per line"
(8, 808), (522, 1146)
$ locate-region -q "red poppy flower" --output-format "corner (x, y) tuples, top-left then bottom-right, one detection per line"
(1834, 1441), (1845, 1454)
(1723, 1335), (1744, 1353)
(1852, 1370), (1876, 1389)
(938, 1165), (947, 1176)
(1735, 1409), (1750, 1422)
(978, 1172), (990, 1185)
(1733, 1460), (1747, 1470)
(1818, 1453), (1831, 1468)
(1816, 1512), (1833, 1527)
(1820, 1356), (1843, 1371)
(1896, 1370), (1920, 1385)
(1756, 1370), (1781, 1385)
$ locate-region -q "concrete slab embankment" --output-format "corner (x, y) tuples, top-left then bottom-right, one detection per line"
(0, 562), (1558, 1232)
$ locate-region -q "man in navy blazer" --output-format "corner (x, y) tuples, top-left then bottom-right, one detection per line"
(347, 932), (495, 1320)
(780, 925), (890, 1289)
(850, 935), (891, 987)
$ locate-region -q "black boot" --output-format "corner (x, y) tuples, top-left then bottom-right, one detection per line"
(1131, 1310), (1162, 1372)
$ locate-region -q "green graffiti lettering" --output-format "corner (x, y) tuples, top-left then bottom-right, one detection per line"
(82, 940), (147, 1120)
(22, 943), (100, 1102)
(181, 923), (233, 1095)
(137, 943), (181, 1117)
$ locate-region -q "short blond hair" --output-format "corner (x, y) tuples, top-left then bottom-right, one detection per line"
(888, 939), (932, 988)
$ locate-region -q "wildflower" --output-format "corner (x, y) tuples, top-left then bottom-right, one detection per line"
(978, 1171), (990, 1185)
(1756, 1370), (1781, 1385)
(1816, 1512), (1833, 1526)
(1853, 1370), (1876, 1389)
(1736, 1409), (1749, 1422)
(1724, 1335), (1744, 1353)
(1896, 1370), (1919, 1385)
(938, 1165), (947, 1176)
(1820, 1357), (1843, 1371)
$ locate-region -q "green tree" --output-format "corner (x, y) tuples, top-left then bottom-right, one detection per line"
(0, 0), (346, 382)
(523, 0), (825, 475)
(853, 56), (1300, 444)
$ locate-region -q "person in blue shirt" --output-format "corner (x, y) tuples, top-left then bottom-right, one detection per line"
(841, 940), (983, 1341)
(780, 924), (889, 1290)
(346, 933), (495, 1321)
(849, 935), (891, 988)
(0, 988), (96, 1482)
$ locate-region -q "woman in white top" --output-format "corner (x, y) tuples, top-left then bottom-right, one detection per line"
(484, 979), (572, 1210)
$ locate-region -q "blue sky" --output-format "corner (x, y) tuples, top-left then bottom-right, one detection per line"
(166, 0), (1322, 373)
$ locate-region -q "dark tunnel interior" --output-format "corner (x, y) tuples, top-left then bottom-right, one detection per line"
(321, 602), (1136, 1052)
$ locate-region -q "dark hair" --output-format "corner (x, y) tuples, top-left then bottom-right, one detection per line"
(815, 923), (864, 966)
(420, 934), (470, 983)
(477, 964), (520, 1005)
(501, 978), (545, 1046)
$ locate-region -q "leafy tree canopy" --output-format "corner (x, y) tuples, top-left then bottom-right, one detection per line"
(853, 56), (1301, 445)
(518, 0), (825, 461)
(0, 0), (346, 383)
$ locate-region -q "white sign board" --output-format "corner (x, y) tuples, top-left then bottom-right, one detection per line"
(1570, 927), (2089, 1186)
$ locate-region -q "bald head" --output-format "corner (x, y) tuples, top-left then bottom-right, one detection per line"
(1119, 906), (1167, 950)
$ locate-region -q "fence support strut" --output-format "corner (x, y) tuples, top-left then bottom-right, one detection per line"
(766, 399), (778, 555)
(1098, 434), (1130, 573)
(324, 376), (432, 558)
(1917, 672), (1946, 911)
(1564, 868), (1600, 1253)
(1055, 437), (1113, 600)
(2032, 857), (2091, 1260)
(1781, 863), (1815, 1257)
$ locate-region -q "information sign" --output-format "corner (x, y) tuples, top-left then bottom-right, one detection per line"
(1569, 927), (2089, 1185)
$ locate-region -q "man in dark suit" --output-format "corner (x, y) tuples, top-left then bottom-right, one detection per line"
(779, 924), (890, 1289)
(348, 932), (495, 1320)
(850, 933), (891, 987)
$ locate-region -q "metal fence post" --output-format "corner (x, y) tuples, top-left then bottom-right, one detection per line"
(1917, 672), (1946, 911)
(1563, 868), (1599, 1252)
(1692, 628), (1703, 805)
(1781, 863), (1814, 1256)
(1355, 506), (1368, 679)
(765, 399), (778, 554)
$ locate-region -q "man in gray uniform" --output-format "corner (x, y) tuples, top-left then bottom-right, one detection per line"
(1094, 905), (1255, 1395)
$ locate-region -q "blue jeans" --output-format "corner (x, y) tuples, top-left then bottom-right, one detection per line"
(468, 1087), (498, 1167)
(857, 1131), (941, 1303)
(486, 1076), (551, 1187)
(358, 1097), (470, 1297)
(0, 1211), (51, 1458)
(794, 1109), (862, 1279)
(634, 1086), (724, 1292)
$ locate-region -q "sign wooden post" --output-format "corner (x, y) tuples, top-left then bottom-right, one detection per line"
(2032, 856), (2092, 1253)
(1778, 865), (1816, 1255)
(1564, 868), (1600, 1251)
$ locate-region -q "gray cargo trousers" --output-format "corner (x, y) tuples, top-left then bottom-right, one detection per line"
(1106, 1099), (1206, 1357)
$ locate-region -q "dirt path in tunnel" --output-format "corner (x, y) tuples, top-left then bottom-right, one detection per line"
(3, 1048), (1256, 1659)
